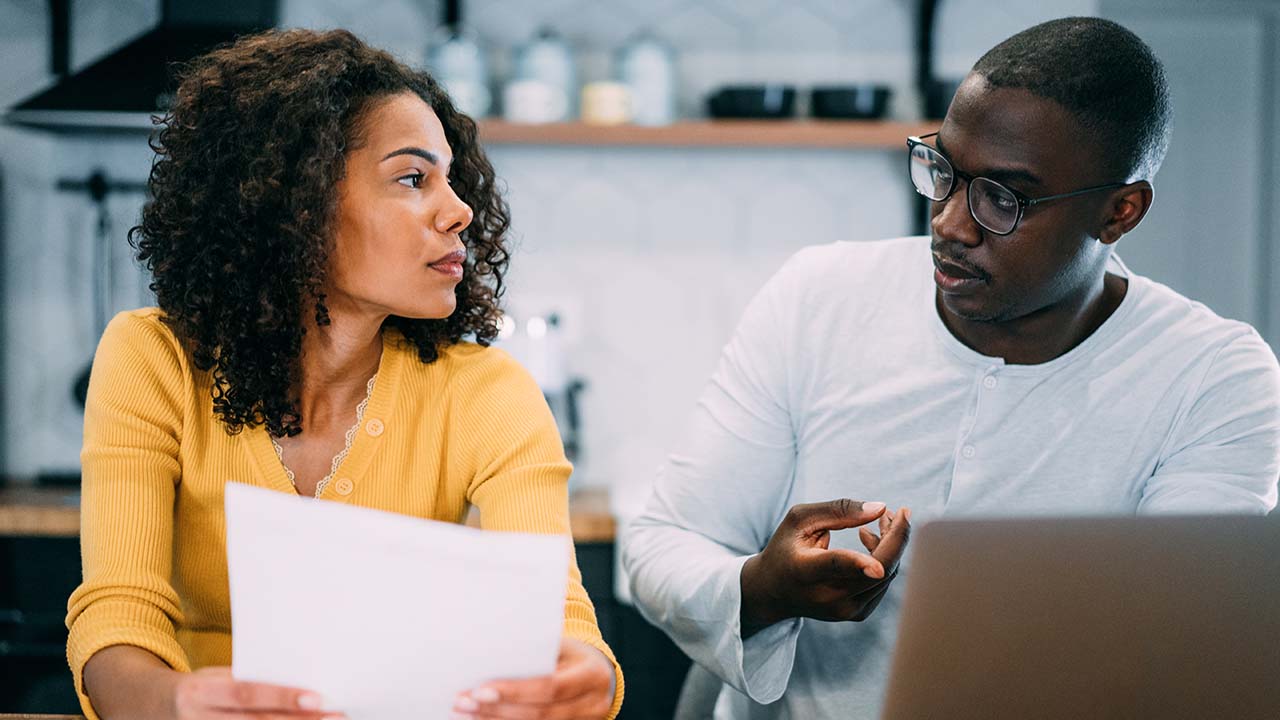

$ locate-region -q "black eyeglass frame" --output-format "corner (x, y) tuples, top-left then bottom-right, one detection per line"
(907, 132), (1129, 236)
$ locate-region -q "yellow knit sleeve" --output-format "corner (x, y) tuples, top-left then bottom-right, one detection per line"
(67, 310), (193, 720)
(454, 347), (624, 719)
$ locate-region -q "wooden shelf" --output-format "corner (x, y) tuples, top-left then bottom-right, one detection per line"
(477, 119), (936, 148)
(5, 112), (933, 149)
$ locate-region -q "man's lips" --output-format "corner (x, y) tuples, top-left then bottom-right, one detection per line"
(932, 253), (987, 282)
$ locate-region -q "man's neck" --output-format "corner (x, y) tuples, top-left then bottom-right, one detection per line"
(937, 273), (1128, 366)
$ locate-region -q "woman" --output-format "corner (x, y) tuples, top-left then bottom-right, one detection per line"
(67, 29), (622, 720)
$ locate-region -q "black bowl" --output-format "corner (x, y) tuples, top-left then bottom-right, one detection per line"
(706, 85), (797, 119)
(810, 85), (892, 119)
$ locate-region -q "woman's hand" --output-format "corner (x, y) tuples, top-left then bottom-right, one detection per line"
(453, 638), (617, 720)
(172, 667), (345, 719)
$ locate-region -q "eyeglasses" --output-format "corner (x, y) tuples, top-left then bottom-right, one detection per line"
(907, 132), (1127, 236)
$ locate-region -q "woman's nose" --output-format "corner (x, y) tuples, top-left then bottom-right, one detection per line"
(435, 191), (474, 235)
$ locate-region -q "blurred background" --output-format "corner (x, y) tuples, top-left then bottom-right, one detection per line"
(0, 0), (1275, 715)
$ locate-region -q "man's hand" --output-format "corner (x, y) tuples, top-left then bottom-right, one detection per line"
(739, 499), (911, 637)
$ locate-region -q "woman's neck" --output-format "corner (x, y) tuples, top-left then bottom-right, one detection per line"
(294, 301), (385, 431)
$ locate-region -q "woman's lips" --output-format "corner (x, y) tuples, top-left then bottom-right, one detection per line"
(428, 249), (466, 279)
(428, 261), (464, 279)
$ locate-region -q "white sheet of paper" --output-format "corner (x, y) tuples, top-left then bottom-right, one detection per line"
(224, 482), (571, 719)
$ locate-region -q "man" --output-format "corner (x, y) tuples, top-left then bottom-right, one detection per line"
(622, 16), (1280, 719)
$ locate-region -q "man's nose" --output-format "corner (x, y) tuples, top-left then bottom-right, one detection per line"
(930, 181), (981, 247)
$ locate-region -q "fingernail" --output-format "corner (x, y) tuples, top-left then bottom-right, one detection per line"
(473, 687), (500, 703)
(865, 564), (885, 579)
(864, 501), (886, 515)
(298, 693), (324, 710)
(455, 695), (479, 712)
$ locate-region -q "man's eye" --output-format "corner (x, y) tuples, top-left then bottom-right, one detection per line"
(398, 173), (424, 189)
(990, 192), (1017, 210)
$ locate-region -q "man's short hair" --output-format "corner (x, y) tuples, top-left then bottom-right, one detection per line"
(971, 16), (1171, 183)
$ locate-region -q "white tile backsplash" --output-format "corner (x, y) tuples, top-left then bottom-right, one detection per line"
(487, 143), (915, 493)
(651, 4), (746, 54)
(746, 4), (848, 53)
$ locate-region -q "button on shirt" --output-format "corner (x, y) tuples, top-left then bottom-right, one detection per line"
(622, 237), (1280, 720)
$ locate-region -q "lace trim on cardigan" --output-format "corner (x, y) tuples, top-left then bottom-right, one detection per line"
(270, 374), (376, 498)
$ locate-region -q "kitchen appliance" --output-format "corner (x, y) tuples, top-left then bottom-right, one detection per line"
(497, 312), (586, 474)
(5, 0), (277, 133)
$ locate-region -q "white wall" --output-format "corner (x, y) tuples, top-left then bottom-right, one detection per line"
(1100, 0), (1280, 351)
(4, 0), (1110, 495)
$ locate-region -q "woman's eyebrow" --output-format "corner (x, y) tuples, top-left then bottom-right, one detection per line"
(380, 146), (439, 164)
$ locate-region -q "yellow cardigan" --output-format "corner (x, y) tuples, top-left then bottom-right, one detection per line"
(67, 308), (623, 719)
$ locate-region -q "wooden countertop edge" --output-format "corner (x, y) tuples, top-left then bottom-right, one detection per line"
(0, 487), (616, 543)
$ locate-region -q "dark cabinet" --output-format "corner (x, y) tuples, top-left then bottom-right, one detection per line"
(576, 542), (692, 720)
(0, 537), (82, 714)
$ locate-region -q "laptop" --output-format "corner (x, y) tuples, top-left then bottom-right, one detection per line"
(880, 514), (1279, 719)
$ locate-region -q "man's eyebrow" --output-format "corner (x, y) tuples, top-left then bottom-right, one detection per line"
(380, 147), (440, 165)
(936, 134), (1044, 190)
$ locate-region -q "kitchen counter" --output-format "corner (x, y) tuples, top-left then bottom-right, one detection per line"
(0, 486), (616, 543)
(0, 487), (80, 537)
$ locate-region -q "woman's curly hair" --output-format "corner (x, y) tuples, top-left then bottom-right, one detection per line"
(131, 28), (510, 437)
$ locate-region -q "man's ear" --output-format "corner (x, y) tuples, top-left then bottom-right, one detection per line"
(1098, 180), (1153, 245)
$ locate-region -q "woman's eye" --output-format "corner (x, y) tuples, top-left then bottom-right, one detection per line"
(397, 173), (425, 189)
